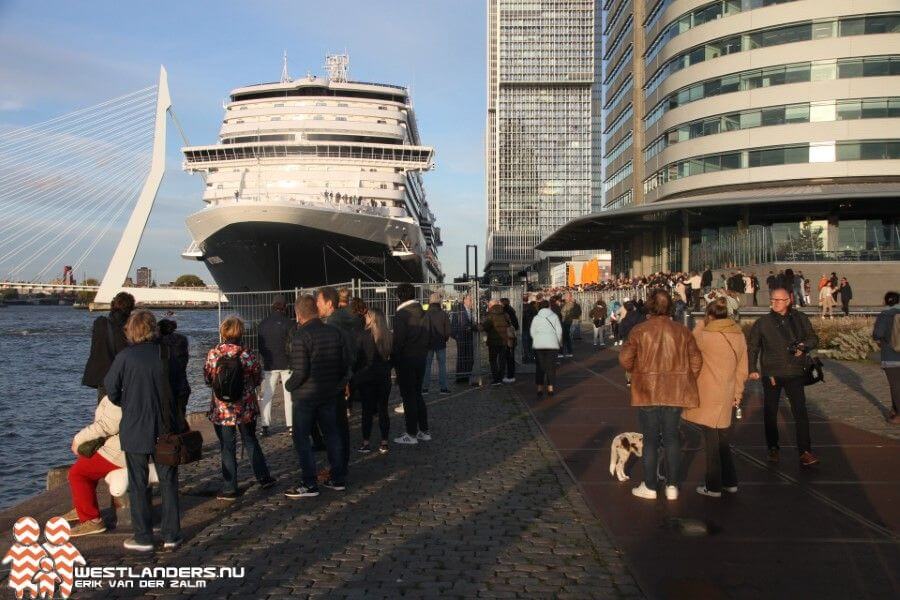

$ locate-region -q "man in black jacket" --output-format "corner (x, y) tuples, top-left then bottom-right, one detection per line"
(521, 294), (537, 363)
(256, 295), (294, 436)
(317, 287), (356, 469)
(500, 298), (519, 381)
(83, 291), (134, 402)
(284, 295), (347, 497)
(748, 287), (820, 467)
(392, 283), (430, 444)
(423, 292), (451, 395)
(451, 294), (478, 384)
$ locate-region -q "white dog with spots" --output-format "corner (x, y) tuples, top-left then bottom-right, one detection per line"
(609, 432), (643, 482)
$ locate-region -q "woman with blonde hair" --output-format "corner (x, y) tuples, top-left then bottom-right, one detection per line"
(683, 298), (748, 497)
(819, 282), (836, 319)
(204, 316), (275, 501)
(104, 310), (187, 552)
(354, 307), (393, 454)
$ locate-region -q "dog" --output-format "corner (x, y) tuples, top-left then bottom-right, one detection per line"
(609, 432), (643, 482)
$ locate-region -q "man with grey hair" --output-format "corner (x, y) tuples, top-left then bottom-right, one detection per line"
(257, 294), (294, 436)
(423, 291), (452, 395)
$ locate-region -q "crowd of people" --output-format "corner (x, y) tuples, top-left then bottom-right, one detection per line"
(61, 276), (898, 549)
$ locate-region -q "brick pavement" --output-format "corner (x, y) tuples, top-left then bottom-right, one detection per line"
(806, 359), (898, 440)
(68, 384), (640, 599)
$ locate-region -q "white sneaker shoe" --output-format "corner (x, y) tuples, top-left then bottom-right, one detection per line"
(631, 483), (657, 499)
(416, 431), (432, 441)
(723, 485), (738, 494)
(696, 486), (721, 498)
(665, 486), (679, 500)
(393, 433), (418, 445)
(393, 404), (405, 414)
(502, 377), (515, 384)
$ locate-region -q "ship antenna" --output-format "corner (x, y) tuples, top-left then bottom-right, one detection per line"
(325, 53), (349, 83)
(280, 50), (292, 83)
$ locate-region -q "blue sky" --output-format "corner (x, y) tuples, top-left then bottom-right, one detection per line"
(0, 0), (486, 283)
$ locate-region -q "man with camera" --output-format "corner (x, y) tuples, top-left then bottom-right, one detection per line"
(748, 287), (820, 467)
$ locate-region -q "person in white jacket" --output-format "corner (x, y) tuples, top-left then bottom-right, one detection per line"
(530, 300), (563, 397)
(65, 396), (157, 537)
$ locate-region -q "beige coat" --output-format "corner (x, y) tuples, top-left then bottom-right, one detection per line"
(73, 396), (125, 467)
(683, 319), (749, 429)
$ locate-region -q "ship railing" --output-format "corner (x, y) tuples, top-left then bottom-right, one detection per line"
(207, 195), (410, 219)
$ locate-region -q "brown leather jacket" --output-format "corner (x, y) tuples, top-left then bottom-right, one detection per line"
(618, 316), (702, 408)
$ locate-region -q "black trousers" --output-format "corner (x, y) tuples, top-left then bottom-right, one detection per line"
(361, 372), (391, 442)
(396, 358), (427, 435)
(488, 345), (508, 383)
(505, 343), (516, 379)
(763, 376), (812, 454)
(886, 367), (900, 414)
(841, 300), (850, 316)
(561, 323), (573, 354)
(455, 339), (474, 382)
(534, 349), (557, 388)
(125, 453), (180, 545)
(335, 391), (349, 470)
(699, 425), (737, 492)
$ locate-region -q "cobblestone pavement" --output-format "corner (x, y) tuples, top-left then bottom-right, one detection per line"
(806, 359), (899, 440)
(77, 384), (641, 599)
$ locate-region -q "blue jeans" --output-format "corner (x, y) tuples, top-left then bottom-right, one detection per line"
(423, 348), (448, 391)
(638, 407), (683, 488)
(292, 398), (345, 487)
(214, 422), (271, 493)
(125, 453), (180, 544)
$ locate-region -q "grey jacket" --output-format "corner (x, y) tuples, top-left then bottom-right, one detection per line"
(873, 307), (900, 364)
(748, 309), (818, 378)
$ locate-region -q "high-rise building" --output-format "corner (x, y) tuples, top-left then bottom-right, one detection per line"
(539, 1), (900, 295)
(485, 0), (601, 283)
(136, 266), (152, 288)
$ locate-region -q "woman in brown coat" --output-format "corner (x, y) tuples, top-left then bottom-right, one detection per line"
(683, 298), (749, 498)
(619, 289), (702, 501)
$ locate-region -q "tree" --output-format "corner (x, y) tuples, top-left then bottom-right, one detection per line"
(174, 274), (205, 287)
(1, 289), (18, 300)
(776, 219), (824, 259)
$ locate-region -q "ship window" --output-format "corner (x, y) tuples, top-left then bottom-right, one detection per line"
(314, 115), (324, 120)
(240, 106), (247, 110)
(271, 117), (281, 121)
(336, 116), (347, 121)
(377, 119), (387, 124)
(274, 103), (284, 108)
(316, 101), (326, 106)
(338, 102), (348, 107)
(378, 106), (388, 110)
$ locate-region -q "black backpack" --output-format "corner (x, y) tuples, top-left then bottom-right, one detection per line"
(212, 352), (244, 404)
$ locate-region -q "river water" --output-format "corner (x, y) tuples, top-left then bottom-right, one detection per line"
(0, 305), (221, 509)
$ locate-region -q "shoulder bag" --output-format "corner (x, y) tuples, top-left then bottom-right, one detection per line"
(783, 313), (825, 386)
(154, 344), (203, 466)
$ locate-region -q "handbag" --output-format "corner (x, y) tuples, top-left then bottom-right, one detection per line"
(154, 345), (203, 466)
(782, 312), (825, 387)
(77, 437), (106, 458)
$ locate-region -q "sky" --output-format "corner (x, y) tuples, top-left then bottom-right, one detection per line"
(0, 0), (486, 284)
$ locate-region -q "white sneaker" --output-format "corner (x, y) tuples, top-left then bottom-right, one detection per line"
(416, 431), (432, 441)
(393, 404), (405, 414)
(665, 486), (679, 500)
(631, 483), (657, 499)
(393, 433), (418, 445)
(502, 377), (515, 384)
(565, 354), (573, 358)
(723, 485), (738, 494)
(696, 486), (721, 498)
(557, 354), (564, 359)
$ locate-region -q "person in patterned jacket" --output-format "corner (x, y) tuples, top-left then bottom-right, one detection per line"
(205, 316), (276, 501)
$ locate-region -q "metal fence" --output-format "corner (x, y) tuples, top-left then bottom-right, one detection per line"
(217, 280), (533, 385)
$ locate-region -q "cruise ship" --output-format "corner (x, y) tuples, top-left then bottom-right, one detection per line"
(181, 55), (442, 292)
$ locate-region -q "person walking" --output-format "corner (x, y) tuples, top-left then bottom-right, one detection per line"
(204, 317), (275, 502)
(793, 272), (806, 307)
(83, 292), (135, 403)
(838, 277), (853, 317)
(617, 299), (642, 348)
(392, 283), (431, 444)
(560, 293), (581, 357)
(451, 294), (478, 384)
(284, 295), (348, 497)
(750, 272), (761, 307)
(683, 299), (748, 497)
(873, 291), (900, 425)
(748, 287), (820, 467)
(619, 290), (702, 501)
(688, 271), (702, 307)
(819, 281), (836, 319)
(355, 308), (393, 454)
(500, 298), (519, 382)
(530, 299), (562, 397)
(257, 295), (294, 436)
(482, 300), (514, 386)
(701, 266), (713, 294)
(104, 310), (187, 552)
(423, 292), (451, 394)
(589, 299), (608, 348)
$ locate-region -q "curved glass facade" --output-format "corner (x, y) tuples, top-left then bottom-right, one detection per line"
(643, 140), (900, 193)
(644, 13), (900, 96)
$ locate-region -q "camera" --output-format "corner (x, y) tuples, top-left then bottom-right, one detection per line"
(787, 341), (806, 354)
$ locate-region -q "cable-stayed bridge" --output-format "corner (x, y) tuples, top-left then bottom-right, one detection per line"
(0, 67), (221, 307)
